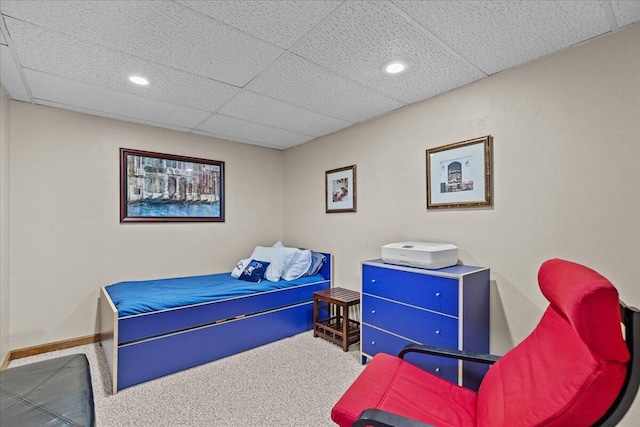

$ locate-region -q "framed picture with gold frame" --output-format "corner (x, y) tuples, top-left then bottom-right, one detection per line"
(426, 136), (493, 210)
(326, 165), (357, 213)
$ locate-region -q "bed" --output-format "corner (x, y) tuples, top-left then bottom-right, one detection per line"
(100, 250), (331, 394)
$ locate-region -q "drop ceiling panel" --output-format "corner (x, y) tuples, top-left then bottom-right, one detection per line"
(176, 0), (342, 49)
(292, 0), (486, 104)
(0, 45), (30, 102)
(247, 53), (404, 123)
(197, 114), (314, 149)
(192, 129), (277, 149)
(0, 0), (283, 87)
(393, 0), (611, 75)
(25, 69), (211, 129)
(219, 91), (353, 137)
(611, 1), (640, 27)
(4, 18), (239, 112)
(36, 99), (194, 134)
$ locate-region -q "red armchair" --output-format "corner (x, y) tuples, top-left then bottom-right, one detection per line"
(332, 259), (639, 427)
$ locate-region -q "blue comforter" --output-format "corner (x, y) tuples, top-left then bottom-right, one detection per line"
(106, 272), (325, 317)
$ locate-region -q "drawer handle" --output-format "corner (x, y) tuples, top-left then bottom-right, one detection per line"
(371, 310), (376, 314)
(371, 279), (376, 283)
(435, 330), (441, 335)
(435, 367), (441, 373)
(435, 292), (441, 297)
(371, 341), (376, 345)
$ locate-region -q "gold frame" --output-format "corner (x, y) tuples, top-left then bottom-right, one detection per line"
(426, 136), (493, 210)
(325, 165), (357, 213)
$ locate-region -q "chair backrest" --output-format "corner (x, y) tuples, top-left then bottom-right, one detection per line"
(476, 259), (630, 427)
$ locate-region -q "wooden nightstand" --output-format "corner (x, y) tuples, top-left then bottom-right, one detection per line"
(313, 287), (360, 352)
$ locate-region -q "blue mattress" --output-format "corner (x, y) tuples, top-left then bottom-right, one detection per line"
(106, 272), (325, 317)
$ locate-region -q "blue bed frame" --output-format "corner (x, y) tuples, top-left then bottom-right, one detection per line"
(99, 254), (331, 394)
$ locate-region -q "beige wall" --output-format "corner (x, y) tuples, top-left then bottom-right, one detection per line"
(0, 87), (10, 362)
(8, 104), (284, 349)
(283, 24), (639, 424)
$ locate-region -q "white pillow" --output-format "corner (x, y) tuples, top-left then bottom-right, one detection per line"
(282, 249), (312, 281)
(272, 241), (285, 248)
(249, 246), (297, 282)
(231, 258), (251, 278)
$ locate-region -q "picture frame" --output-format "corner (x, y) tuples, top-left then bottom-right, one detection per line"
(120, 148), (225, 222)
(426, 136), (493, 210)
(326, 165), (357, 213)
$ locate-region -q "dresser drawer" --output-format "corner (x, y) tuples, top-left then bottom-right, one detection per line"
(362, 323), (411, 359)
(362, 295), (458, 348)
(363, 265), (458, 316)
(362, 325), (457, 384)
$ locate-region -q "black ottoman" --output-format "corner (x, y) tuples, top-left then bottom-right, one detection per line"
(0, 354), (95, 426)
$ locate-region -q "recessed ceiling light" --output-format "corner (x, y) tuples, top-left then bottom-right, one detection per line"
(385, 61), (406, 74)
(129, 76), (149, 86)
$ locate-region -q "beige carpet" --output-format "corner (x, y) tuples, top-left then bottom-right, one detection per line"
(8, 332), (364, 426)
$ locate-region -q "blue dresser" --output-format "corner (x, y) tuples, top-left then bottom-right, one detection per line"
(361, 259), (490, 391)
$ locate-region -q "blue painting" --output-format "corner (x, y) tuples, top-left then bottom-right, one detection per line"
(120, 149), (225, 222)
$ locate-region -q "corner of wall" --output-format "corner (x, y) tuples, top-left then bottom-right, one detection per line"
(0, 86), (11, 362)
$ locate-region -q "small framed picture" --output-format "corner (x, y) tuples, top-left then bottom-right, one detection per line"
(326, 165), (357, 213)
(426, 136), (493, 210)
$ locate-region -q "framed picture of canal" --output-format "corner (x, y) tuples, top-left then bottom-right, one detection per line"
(120, 148), (225, 222)
(425, 135), (493, 210)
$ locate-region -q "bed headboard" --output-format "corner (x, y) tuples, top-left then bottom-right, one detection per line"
(319, 252), (332, 282)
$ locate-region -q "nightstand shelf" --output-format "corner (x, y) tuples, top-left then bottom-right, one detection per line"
(313, 287), (360, 352)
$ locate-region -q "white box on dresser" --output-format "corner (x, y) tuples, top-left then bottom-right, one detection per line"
(361, 259), (490, 391)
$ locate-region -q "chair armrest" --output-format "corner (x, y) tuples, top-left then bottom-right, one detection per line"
(353, 409), (435, 427)
(399, 343), (501, 365)
(594, 302), (640, 426)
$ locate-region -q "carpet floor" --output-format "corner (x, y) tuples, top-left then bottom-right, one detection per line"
(8, 331), (365, 426)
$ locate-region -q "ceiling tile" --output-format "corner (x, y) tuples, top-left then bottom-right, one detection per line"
(0, 0), (283, 87)
(35, 99), (195, 134)
(247, 53), (405, 123)
(4, 18), (239, 112)
(25, 69), (211, 129)
(197, 114), (315, 148)
(190, 129), (253, 147)
(292, 0), (486, 103)
(219, 91), (353, 137)
(192, 129), (287, 150)
(393, 0), (611, 75)
(176, 0), (342, 49)
(0, 45), (30, 102)
(610, 1), (640, 27)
